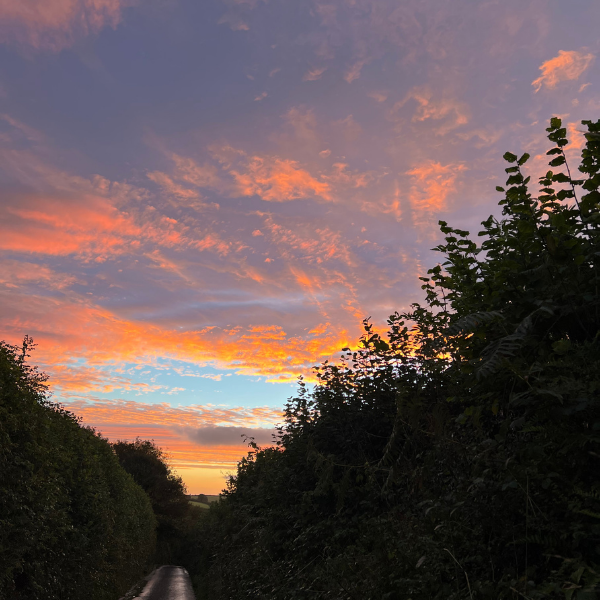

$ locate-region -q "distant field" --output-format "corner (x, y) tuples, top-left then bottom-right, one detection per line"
(188, 494), (220, 508)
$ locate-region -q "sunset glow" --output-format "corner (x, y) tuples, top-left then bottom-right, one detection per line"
(1, 0), (599, 493)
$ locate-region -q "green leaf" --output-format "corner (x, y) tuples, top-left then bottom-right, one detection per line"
(517, 152), (530, 166)
(503, 152), (518, 163)
(550, 116), (562, 129)
(557, 189), (574, 200)
(549, 156), (566, 167)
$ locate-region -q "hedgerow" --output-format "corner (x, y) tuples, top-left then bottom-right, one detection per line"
(0, 337), (156, 600)
(194, 118), (600, 600)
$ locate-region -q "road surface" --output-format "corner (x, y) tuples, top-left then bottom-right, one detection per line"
(137, 566), (196, 600)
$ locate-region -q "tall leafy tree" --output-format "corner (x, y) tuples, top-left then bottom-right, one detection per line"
(113, 438), (192, 565)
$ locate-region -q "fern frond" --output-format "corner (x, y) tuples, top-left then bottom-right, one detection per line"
(477, 306), (554, 379)
(477, 333), (524, 379)
(577, 509), (600, 520)
(447, 311), (505, 336)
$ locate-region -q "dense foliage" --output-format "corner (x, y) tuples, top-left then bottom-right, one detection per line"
(0, 338), (157, 600)
(113, 438), (200, 566)
(194, 118), (600, 599)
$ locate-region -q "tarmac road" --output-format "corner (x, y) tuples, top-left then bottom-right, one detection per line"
(137, 566), (196, 600)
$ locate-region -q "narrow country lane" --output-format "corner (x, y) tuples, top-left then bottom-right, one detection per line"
(137, 566), (196, 600)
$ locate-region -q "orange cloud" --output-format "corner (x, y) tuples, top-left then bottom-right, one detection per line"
(0, 192), (140, 258)
(532, 50), (594, 93)
(377, 180), (403, 221)
(68, 398), (281, 429)
(231, 156), (332, 202)
(567, 121), (587, 151)
(411, 94), (468, 132)
(0, 258), (77, 290)
(65, 398), (283, 492)
(0, 150), (238, 262)
(193, 233), (231, 256)
(156, 145), (336, 204)
(0, 275), (356, 391)
(406, 161), (467, 230)
(0, 0), (131, 51)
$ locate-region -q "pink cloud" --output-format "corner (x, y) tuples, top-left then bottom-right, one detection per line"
(303, 66), (327, 81)
(532, 50), (594, 93)
(367, 91), (388, 103)
(344, 59), (368, 83)
(409, 90), (469, 132)
(0, 0), (132, 51)
(282, 107), (319, 145)
(170, 153), (222, 188)
(321, 162), (373, 189)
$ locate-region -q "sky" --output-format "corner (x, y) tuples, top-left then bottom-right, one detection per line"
(1, 0), (599, 493)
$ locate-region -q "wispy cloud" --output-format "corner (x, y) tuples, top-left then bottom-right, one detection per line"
(390, 87), (470, 135)
(303, 66), (327, 81)
(344, 59), (367, 83)
(0, 0), (132, 51)
(532, 50), (594, 92)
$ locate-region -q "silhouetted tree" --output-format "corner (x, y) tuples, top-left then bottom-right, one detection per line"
(113, 438), (191, 564)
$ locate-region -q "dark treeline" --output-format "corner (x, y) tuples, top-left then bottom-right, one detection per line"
(193, 118), (600, 599)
